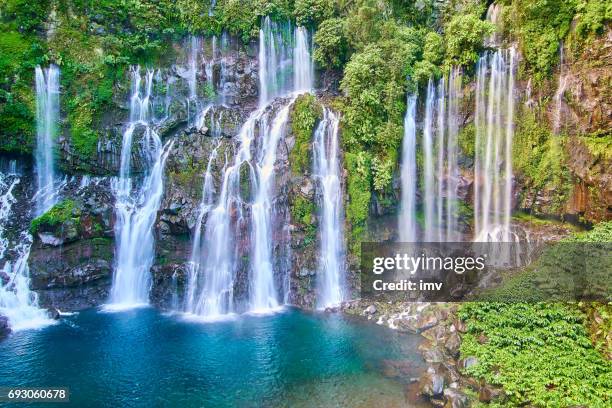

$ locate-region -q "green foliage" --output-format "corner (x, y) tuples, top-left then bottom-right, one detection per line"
(293, 0), (334, 27)
(575, 0), (612, 38)
(513, 109), (573, 213)
(30, 199), (80, 234)
(290, 93), (322, 174)
(443, 9), (494, 69)
(567, 220), (612, 242)
(290, 195), (316, 246)
(313, 18), (348, 69)
(579, 133), (612, 161)
(0, 26), (45, 153)
(344, 151), (371, 254)
(1, 0), (50, 32)
(458, 122), (475, 159)
(507, 0), (578, 82)
(459, 302), (612, 407)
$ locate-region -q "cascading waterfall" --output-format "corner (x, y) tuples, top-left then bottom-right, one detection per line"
(293, 27), (314, 93)
(398, 95), (418, 242)
(445, 68), (461, 242)
(185, 17), (314, 317)
(473, 49), (516, 242)
(418, 71), (463, 243)
(34, 65), (60, 216)
(314, 109), (345, 308)
(108, 67), (174, 309)
(0, 172), (52, 330)
(250, 99), (295, 312)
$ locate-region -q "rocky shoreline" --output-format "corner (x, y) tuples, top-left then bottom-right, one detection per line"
(338, 300), (505, 407)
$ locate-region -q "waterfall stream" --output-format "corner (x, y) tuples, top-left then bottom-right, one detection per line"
(399, 95), (417, 242)
(34, 65), (60, 216)
(474, 49), (516, 242)
(411, 70), (463, 243)
(314, 109), (346, 308)
(185, 18), (313, 317)
(107, 67), (174, 309)
(0, 173), (52, 330)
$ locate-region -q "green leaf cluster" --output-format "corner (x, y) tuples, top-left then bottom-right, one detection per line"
(289, 93), (323, 175)
(459, 302), (612, 407)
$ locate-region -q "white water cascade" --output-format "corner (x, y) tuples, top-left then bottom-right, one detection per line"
(34, 65), (60, 216)
(250, 100), (295, 312)
(107, 67), (174, 309)
(185, 16), (313, 317)
(398, 95), (418, 242)
(553, 44), (568, 135)
(314, 109), (346, 308)
(418, 70), (463, 242)
(0, 173), (52, 331)
(293, 27), (314, 93)
(473, 49), (516, 242)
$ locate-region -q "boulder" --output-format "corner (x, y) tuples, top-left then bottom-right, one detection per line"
(365, 304), (377, 315)
(444, 388), (470, 408)
(0, 315), (10, 340)
(419, 368), (445, 398)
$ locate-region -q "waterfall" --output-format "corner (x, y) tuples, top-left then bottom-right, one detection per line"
(413, 70), (463, 243)
(314, 109), (345, 308)
(398, 95), (417, 242)
(107, 67), (174, 309)
(250, 98), (295, 312)
(293, 27), (314, 93)
(258, 17), (312, 106)
(422, 80), (436, 241)
(34, 65), (60, 216)
(553, 43), (568, 134)
(0, 173), (52, 331)
(474, 49), (516, 242)
(445, 68), (461, 242)
(185, 16), (314, 317)
(186, 36), (201, 126)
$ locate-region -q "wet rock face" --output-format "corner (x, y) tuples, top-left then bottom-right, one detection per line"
(60, 36), (258, 176)
(552, 30), (612, 137)
(29, 180), (115, 311)
(0, 315), (10, 340)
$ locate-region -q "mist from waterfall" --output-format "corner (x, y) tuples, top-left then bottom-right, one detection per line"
(418, 70), (463, 242)
(474, 49), (516, 242)
(0, 172), (52, 331)
(399, 95), (417, 242)
(108, 67), (174, 309)
(314, 109), (346, 308)
(34, 65), (60, 216)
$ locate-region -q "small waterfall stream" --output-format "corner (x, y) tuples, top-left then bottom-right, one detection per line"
(412, 70), (463, 243)
(108, 67), (174, 309)
(398, 95), (418, 242)
(314, 109), (346, 308)
(34, 65), (60, 216)
(553, 44), (568, 135)
(0, 172), (52, 330)
(474, 49), (516, 242)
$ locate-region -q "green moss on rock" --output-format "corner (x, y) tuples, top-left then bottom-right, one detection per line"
(289, 93), (322, 175)
(30, 199), (80, 234)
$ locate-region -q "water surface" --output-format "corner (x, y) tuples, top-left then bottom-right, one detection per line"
(0, 308), (424, 407)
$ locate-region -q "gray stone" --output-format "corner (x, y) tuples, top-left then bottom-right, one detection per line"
(365, 304), (377, 314)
